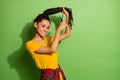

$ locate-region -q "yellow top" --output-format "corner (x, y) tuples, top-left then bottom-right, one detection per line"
(26, 36), (63, 80)
(26, 36), (59, 69)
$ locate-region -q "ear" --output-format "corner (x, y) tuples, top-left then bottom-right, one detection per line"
(34, 22), (38, 29)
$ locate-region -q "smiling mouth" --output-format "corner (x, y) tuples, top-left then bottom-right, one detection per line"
(42, 32), (47, 35)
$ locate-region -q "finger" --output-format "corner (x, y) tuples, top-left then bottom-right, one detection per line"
(62, 7), (66, 14)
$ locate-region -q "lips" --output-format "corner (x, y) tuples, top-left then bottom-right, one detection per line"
(42, 32), (47, 35)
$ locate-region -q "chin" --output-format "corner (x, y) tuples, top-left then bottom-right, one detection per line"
(40, 33), (46, 37)
(42, 34), (46, 37)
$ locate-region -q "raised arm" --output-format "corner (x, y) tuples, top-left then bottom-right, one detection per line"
(59, 8), (71, 41)
(33, 7), (72, 54)
(34, 21), (67, 54)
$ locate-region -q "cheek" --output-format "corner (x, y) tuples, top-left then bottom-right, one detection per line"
(37, 26), (42, 30)
(47, 29), (50, 32)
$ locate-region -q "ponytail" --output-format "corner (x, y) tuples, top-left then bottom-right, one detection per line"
(43, 7), (73, 28)
(34, 7), (73, 28)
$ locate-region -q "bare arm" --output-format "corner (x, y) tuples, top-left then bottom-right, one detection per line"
(59, 8), (71, 41)
(35, 21), (67, 54)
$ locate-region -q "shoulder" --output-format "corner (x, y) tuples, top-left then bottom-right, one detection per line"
(26, 40), (39, 49)
(26, 40), (34, 47)
(26, 40), (33, 49)
(26, 40), (41, 52)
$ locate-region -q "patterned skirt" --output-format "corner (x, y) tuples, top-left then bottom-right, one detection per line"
(40, 65), (66, 80)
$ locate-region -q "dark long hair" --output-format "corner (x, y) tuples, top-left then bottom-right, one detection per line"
(34, 7), (73, 28)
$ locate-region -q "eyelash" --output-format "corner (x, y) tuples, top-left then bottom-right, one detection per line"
(47, 27), (50, 29)
(42, 25), (50, 29)
(42, 25), (45, 27)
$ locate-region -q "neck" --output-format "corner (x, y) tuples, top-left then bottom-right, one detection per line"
(34, 33), (44, 40)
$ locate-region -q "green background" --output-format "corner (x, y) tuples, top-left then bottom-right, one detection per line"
(0, 0), (120, 80)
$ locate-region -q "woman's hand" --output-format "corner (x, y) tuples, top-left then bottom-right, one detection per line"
(62, 7), (69, 16)
(58, 21), (68, 30)
(62, 7), (69, 24)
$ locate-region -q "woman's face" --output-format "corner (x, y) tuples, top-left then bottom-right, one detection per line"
(34, 19), (50, 37)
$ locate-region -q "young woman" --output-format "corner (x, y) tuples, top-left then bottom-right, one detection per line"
(26, 7), (73, 80)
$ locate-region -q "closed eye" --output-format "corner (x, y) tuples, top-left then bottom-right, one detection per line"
(41, 24), (46, 28)
(47, 26), (50, 29)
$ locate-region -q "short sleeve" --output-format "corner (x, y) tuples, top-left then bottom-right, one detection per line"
(46, 36), (54, 43)
(26, 41), (41, 54)
(45, 36), (54, 46)
(50, 36), (54, 43)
